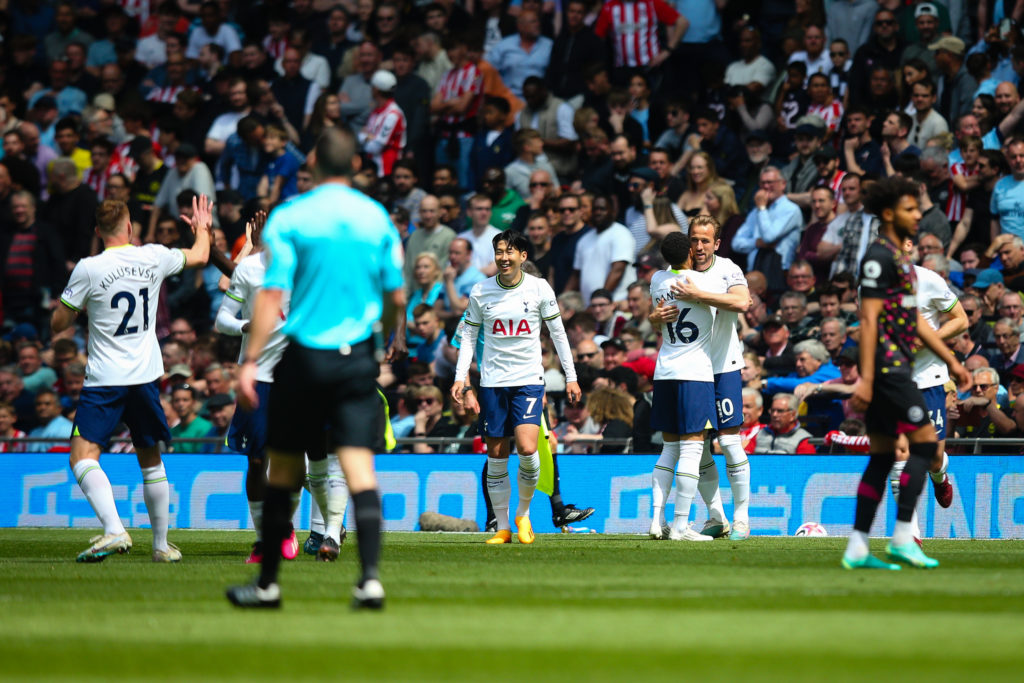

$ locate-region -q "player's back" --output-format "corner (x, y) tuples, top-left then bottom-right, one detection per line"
(912, 264), (957, 388)
(650, 269), (715, 382)
(231, 252), (291, 381)
(63, 244), (184, 387)
(702, 255), (747, 375)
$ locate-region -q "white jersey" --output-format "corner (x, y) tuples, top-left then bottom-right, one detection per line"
(650, 269), (716, 382)
(460, 273), (563, 387)
(913, 265), (958, 389)
(223, 252), (290, 383)
(60, 244), (185, 387)
(700, 255), (747, 374)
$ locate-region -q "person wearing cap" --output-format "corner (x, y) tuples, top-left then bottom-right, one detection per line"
(971, 268), (1006, 319)
(931, 36), (976, 127)
(600, 337), (628, 371)
(204, 393), (236, 448)
(759, 312), (798, 377)
(634, 252), (664, 286)
(725, 27), (777, 96)
(900, 3), (942, 77)
(782, 123), (825, 199)
(358, 70), (407, 177)
(146, 140), (217, 242)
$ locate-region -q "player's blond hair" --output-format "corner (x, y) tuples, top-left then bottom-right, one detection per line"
(95, 199), (130, 237)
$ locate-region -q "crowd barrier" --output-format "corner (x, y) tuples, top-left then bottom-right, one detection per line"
(3, 454), (1023, 538)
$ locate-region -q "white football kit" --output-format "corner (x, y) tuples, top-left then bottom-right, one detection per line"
(913, 265), (958, 390)
(650, 269), (716, 382)
(701, 256), (747, 375)
(217, 251), (290, 383)
(454, 273), (576, 387)
(61, 244), (185, 387)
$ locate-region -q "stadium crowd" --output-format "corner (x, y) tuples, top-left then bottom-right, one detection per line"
(5, 0), (1024, 455)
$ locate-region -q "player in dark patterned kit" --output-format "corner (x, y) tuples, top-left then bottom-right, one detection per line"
(844, 177), (970, 571)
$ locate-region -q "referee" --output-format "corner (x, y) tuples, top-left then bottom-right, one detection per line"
(226, 128), (406, 609)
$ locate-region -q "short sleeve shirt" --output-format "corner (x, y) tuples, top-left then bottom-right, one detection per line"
(858, 236), (918, 376)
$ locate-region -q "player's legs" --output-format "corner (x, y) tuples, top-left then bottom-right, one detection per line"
(843, 433), (898, 567)
(136, 446), (176, 560)
(258, 450), (307, 590)
(712, 371), (749, 538)
(886, 423), (940, 567)
(512, 422), (540, 544)
(484, 437), (513, 541)
(887, 437), (921, 542)
(651, 437), (679, 538)
(324, 455), (350, 544)
(669, 432), (713, 541)
(696, 438), (729, 537)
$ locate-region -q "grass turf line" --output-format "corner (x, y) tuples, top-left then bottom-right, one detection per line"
(1, 529), (1022, 681)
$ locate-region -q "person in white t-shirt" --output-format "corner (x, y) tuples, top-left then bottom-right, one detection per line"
(569, 191), (636, 303)
(887, 248), (968, 543)
(451, 230), (580, 545)
(52, 196), (212, 563)
(185, 2), (242, 64)
(646, 231), (718, 542)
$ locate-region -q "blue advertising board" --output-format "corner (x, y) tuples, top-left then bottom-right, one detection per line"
(3, 454), (1023, 538)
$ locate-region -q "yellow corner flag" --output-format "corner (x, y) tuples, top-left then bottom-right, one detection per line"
(537, 413), (554, 496)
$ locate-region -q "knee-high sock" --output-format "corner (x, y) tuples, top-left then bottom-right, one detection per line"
(697, 439), (726, 523)
(245, 464), (265, 541)
(481, 460), (495, 523)
(549, 451), (564, 513)
(930, 451), (949, 483)
(486, 457), (511, 530)
(516, 451), (540, 517)
(306, 458), (329, 531)
(325, 456), (349, 542)
(670, 441), (703, 534)
(141, 463), (169, 551)
(889, 460), (920, 541)
(846, 452), (895, 560)
(258, 486), (292, 589)
(652, 442), (680, 525)
(309, 497), (325, 535)
(719, 433), (750, 525)
(250, 500), (264, 541)
(352, 489), (381, 582)
(893, 442), (934, 546)
(72, 460), (125, 535)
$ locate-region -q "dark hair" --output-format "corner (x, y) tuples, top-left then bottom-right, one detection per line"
(90, 137), (115, 153)
(863, 176), (921, 217)
(911, 78), (937, 96)
(392, 158), (417, 176)
(891, 153), (920, 177)
(787, 60), (808, 76)
(604, 365), (638, 394)
(483, 95), (510, 115)
(55, 117), (78, 134)
(492, 229), (530, 254)
(693, 107), (718, 124)
(315, 126), (356, 178)
(661, 231), (690, 266)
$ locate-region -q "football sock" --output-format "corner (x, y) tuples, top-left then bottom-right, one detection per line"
(853, 452), (895, 534)
(481, 461), (496, 523)
(930, 451), (949, 483)
(670, 441), (703, 534)
(844, 530), (870, 561)
(72, 460), (125, 535)
(549, 451), (564, 512)
(141, 463), (169, 551)
(352, 489), (382, 582)
(306, 459), (330, 531)
(289, 489), (301, 517)
(896, 443), (932, 522)
(249, 500), (264, 541)
(889, 460), (920, 540)
(309, 499), (325, 535)
(893, 442), (934, 545)
(326, 456), (349, 542)
(486, 457), (511, 530)
(515, 451), (540, 517)
(258, 486), (291, 589)
(720, 433), (750, 525)
(696, 439), (725, 522)
(652, 441), (680, 525)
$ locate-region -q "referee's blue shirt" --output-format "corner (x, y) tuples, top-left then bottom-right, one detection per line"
(262, 183), (405, 349)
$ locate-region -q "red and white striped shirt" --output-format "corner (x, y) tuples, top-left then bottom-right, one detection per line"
(825, 169), (847, 202)
(263, 36), (288, 60)
(935, 176), (966, 222)
(807, 101), (844, 136)
(594, 0), (679, 68)
(83, 158), (126, 199)
(951, 162), (977, 179)
(361, 99), (407, 176)
(0, 429), (27, 453)
(437, 63), (483, 132)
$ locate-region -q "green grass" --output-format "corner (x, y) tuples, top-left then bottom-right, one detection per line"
(1, 529), (1023, 681)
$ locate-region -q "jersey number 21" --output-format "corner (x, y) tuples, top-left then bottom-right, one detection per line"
(111, 288), (150, 336)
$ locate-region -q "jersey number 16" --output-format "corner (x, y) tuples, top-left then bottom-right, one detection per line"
(111, 288), (150, 337)
(664, 307), (698, 345)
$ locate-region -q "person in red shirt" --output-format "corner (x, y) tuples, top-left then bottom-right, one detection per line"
(593, 0), (688, 79)
(359, 70), (407, 176)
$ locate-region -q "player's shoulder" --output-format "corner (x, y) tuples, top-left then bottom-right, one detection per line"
(862, 239), (894, 264)
(650, 269), (674, 288)
(711, 255), (743, 274)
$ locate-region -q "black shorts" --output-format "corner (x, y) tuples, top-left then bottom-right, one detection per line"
(864, 372), (930, 437)
(267, 340), (380, 453)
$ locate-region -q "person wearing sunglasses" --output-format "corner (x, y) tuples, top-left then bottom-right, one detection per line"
(847, 8), (902, 106)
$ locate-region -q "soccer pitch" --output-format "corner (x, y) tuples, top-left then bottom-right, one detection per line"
(1, 530), (1022, 681)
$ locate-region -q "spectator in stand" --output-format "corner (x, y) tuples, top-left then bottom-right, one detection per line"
(146, 143), (217, 242)
(16, 343), (57, 395)
(273, 46), (322, 134)
(693, 108), (748, 198)
(410, 385), (458, 454)
(782, 123), (825, 202)
(797, 187), (837, 282)
(752, 393), (816, 454)
(259, 125), (302, 205)
(593, 0), (687, 82)
(431, 33), (484, 190)
(458, 194), (500, 276)
(732, 166), (804, 284)
(991, 137), (1024, 241)
(469, 97), (515, 192)
(736, 387), (766, 455)
(440, 237), (486, 322)
(989, 318), (1024, 383)
(759, 313), (798, 378)
(0, 402), (27, 452)
(676, 151), (719, 218)
(789, 24), (830, 83)
(908, 79), (949, 149)
(169, 384), (213, 453)
(818, 173), (878, 279)
(480, 167), (525, 231)
(274, 28), (331, 90)
(589, 288), (629, 340)
(186, 1), (242, 67)
(931, 37), (976, 128)
(25, 389), (72, 453)
(725, 27), (777, 97)
(204, 394), (235, 451)
(504, 128), (559, 201)
(485, 10), (552, 99)
(569, 191), (635, 304)
(218, 115), (268, 202)
(545, 0), (608, 102)
(404, 197), (455, 296)
(358, 71), (406, 177)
